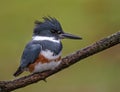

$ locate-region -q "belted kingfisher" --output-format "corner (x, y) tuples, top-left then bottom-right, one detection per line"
(13, 17), (82, 77)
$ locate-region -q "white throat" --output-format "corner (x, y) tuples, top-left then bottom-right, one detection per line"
(32, 36), (60, 43)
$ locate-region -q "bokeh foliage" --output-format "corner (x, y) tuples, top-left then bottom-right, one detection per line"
(0, 0), (120, 92)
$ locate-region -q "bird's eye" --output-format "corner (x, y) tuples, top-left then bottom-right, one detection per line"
(51, 30), (56, 33)
(57, 31), (62, 34)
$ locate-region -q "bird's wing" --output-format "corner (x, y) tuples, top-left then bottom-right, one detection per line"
(13, 42), (41, 77)
(20, 42), (41, 69)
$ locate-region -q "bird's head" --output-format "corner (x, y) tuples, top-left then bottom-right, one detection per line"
(33, 17), (82, 40)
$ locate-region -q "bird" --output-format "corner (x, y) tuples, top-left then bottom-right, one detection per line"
(13, 17), (82, 77)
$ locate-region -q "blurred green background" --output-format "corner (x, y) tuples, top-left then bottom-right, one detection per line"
(0, 0), (120, 92)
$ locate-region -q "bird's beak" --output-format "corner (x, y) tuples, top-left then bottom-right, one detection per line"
(60, 33), (82, 40)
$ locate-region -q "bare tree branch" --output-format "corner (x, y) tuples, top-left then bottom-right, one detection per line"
(0, 31), (120, 92)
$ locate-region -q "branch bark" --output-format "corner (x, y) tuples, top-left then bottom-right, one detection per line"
(0, 31), (120, 92)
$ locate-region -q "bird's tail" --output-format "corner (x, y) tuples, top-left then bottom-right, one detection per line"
(13, 67), (24, 77)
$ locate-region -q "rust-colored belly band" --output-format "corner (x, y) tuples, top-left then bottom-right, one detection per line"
(28, 54), (61, 72)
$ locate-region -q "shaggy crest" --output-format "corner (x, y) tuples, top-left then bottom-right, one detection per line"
(34, 16), (61, 27)
(33, 16), (63, 35)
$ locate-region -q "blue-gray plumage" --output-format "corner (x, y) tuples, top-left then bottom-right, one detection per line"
(13, 17), (82, 77)
(20, 43), (41, 68)
(20, 40), (62, 68)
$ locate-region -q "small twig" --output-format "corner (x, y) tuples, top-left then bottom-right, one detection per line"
(0, 31), (120, 92)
